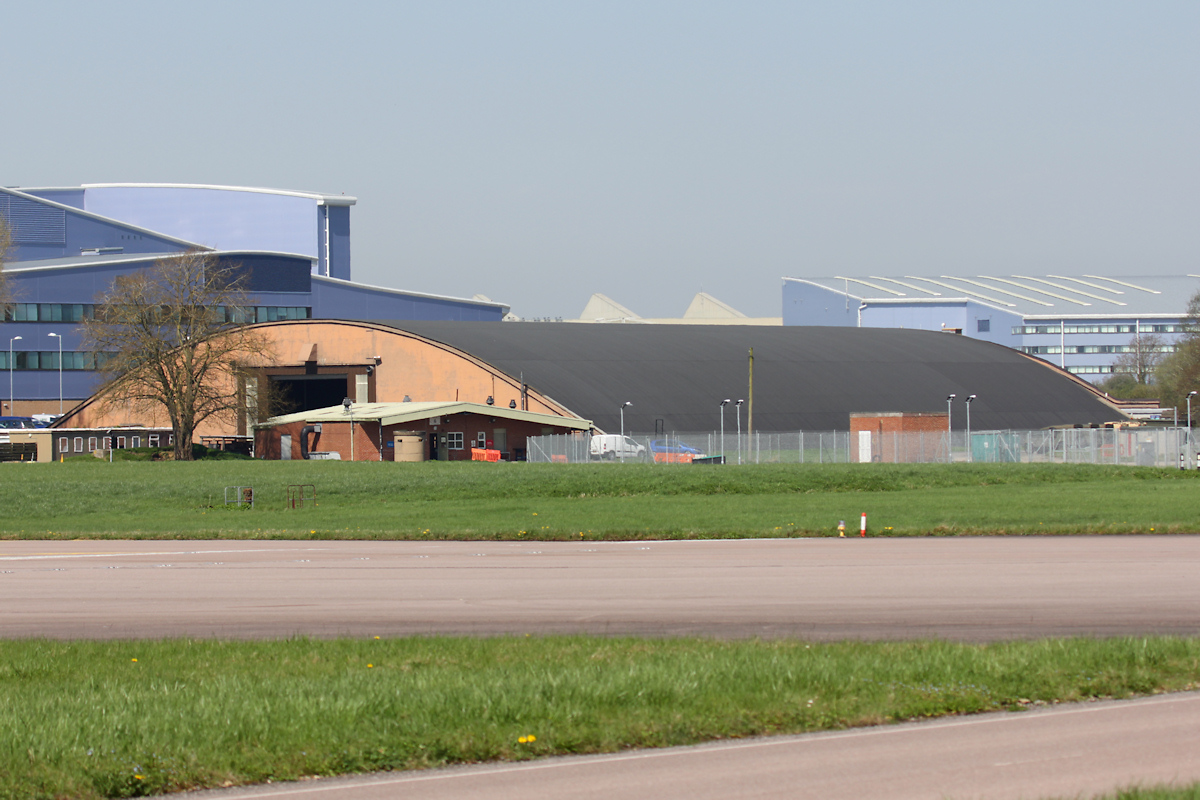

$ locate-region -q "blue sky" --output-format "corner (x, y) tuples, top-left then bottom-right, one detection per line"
(6, 1), (1199, 317)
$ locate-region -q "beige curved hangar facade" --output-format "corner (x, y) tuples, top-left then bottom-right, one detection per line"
(56, 320), (585, 444)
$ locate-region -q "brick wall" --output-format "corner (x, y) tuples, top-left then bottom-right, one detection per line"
(849, 413), (948, 463)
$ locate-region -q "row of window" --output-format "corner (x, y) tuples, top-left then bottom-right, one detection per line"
(58, 433), (175, 453)
(1012, 324), (1188, 335)
(3, 304), (311, 324)
(1066, 365), (1117, 375)
(1020, 344), (1177, 356)
(440, 432), (495, 451)
(0, 351), (106, 370)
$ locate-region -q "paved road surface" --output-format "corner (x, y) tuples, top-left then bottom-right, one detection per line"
(2, 536), (1199, 640)
(181, 692), (1200, 800)
(7, 537), (1200, 799)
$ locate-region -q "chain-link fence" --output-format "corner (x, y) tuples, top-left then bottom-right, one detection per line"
(526, 428), (1198, 468)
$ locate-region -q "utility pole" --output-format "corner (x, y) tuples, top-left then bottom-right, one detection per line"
(747, 347), (754, 453)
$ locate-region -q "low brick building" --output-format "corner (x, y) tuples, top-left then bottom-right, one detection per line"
(255, 401), (592, 462)
(849, 412), (949, 463)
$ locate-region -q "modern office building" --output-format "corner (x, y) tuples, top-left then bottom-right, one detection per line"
(783, 274), (1197, 382)
(0, 183), (508, 414)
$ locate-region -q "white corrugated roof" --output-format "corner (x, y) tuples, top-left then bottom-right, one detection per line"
(258, 401), (592, 430)
(785, 275), (1195, 317)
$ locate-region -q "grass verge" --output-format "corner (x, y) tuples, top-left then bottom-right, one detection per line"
(2, 635), (1199, 799)
(3, 461), (1200, 538)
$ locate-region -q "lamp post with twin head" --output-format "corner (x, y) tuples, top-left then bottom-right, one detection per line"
(619, 401), (632, 462)
(946, 394), (956, 462)
(47, 332), (63, 416)
(8, 336), (22, 415)
(735, 399), (745, 464)
(965, 394), (977, 462)
(719, 399), (730, 463)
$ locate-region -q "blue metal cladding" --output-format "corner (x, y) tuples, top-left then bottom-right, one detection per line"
(311, 279), (506, 321)
(226, 254), (312, 294)
(326, 205), (351, 280)
(20, 189), (86, 210)
(782, 280), (858, 326)
(8, 261), (155, 304)
(81, 187), (319, 258)
(2, 199), (193, 263)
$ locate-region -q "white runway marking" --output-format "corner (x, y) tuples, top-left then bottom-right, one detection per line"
(0, 547), (331, 562)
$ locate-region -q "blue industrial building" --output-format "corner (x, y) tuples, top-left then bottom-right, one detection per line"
(783, 274), (1197, 382)
(0, 184), (508, 414)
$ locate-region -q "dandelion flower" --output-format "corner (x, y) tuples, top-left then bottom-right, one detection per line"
(131, 658), (138, 662)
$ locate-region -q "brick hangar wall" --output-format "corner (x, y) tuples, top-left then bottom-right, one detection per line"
(849, 412), (948, 463)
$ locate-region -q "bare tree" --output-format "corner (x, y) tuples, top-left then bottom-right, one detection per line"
(82, 250), (273, 460)
(1110, 331), (1166, 385)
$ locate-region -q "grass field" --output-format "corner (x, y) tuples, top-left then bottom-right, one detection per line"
(2, 460), (1200, 538)
(6, 461), (1199, 799)
(3, 635), (1199, 799)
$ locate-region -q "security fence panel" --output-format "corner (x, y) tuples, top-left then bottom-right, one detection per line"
(525, 428), (1192, 467)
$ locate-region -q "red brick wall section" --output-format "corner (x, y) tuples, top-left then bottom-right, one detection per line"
(256, 412), (582, 462)
(849, 413), (949, 463)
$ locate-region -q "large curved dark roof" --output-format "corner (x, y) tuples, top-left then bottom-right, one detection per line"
(374, 322), (1124, 433)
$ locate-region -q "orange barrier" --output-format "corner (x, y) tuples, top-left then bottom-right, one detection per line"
(470, 448), (503, 462)
(653, 452), (694, 464)
(550, 454), (568, 463)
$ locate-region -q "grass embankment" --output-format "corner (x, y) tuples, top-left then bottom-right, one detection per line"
(3, 636), (1199, 799)
(2, 461), (1199, 538)
(1088, 788), (1200, 799)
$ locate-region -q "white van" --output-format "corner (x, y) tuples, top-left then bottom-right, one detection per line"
(589, 434), (646, 461)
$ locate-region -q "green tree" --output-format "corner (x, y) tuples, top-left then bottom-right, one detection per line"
(82, 250), (274, 460)
(1152, 290), (1200, 416)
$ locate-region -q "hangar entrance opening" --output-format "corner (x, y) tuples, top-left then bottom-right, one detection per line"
(270, 375), (348, 416)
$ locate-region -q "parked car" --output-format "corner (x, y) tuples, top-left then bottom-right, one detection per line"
(649, 439), (706, 457)
(0, 417), (39, 429)
(589, 434), (646, 460)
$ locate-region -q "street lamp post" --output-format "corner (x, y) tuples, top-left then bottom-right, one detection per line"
(8, 336), (22, 415)
(735, 399), (744, 464)
(47, 332), (63, 416)
(342, 398), (354, 461)
(1188, 391), (1197, 464)
(965, 394), (977, 462)
(619, 401), (632, 462)
(719, 399), (730, 464)
(946, 394), (956, 463)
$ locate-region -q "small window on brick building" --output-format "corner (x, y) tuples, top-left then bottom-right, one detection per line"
(977, 319), (991, 333)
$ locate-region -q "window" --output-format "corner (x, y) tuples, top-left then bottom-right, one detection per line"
(130, 436), (141, 448)
(476, 431), (487, 448)
(117, 437), (126, 449)
(976, 319), (990, 333)
(58, 437), (68, 452)
(87, 437), (97, 452)
(73, 437), (83, 453)
(149, 434), (159, 447)
(446, 432), (464, 450)
(102, 437), (111, 449)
